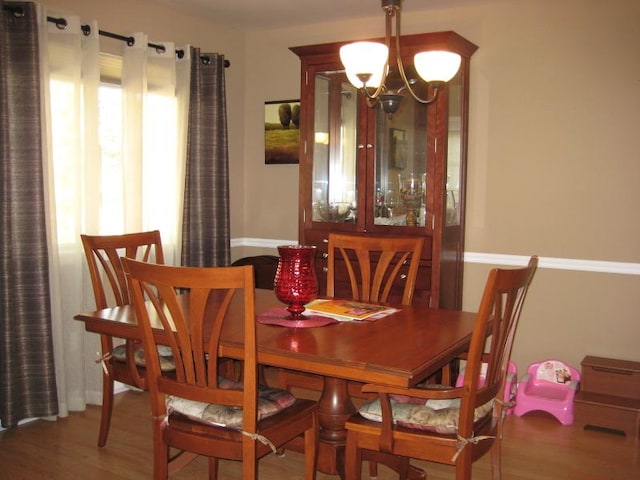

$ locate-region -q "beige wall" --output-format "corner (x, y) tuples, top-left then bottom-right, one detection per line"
(242, 0), (640, 372)
(43, 0), (640, 373)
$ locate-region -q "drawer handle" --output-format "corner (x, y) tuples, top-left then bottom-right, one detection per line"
(322, 238), (328, 243)
(400, 274), (407, 280)
(323, 267), (328, 273)
(322, 253), (328, 259)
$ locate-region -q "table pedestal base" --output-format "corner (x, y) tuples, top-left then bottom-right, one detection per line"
(286, 376), (425, 479)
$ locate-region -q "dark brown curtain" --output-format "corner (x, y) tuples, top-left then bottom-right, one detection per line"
(0, 1), (59, 428)
(181, 49), (230, 267)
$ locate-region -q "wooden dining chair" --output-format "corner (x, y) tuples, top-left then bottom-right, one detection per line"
(344, 256), (538, 480)
(81, 230), (174, 447)
(278, 233), (425, 393)
(122, 259), (319, 480)
(280, 233), (424, 391)
(231, 255), (279, 289)
(326, 233), (425, 306)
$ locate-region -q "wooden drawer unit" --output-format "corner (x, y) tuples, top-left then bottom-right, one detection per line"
(580, 356), (640, 399)
(575, 355), (640, 440)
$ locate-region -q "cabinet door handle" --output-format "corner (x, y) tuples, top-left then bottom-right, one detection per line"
(357, 144), (365, 149)
(323, 267), (328, 273)
(366, 143), (373, 149)
(322, 253), (328, 259)
(322, 238), (328, 243)
(400, 274), (407, 280)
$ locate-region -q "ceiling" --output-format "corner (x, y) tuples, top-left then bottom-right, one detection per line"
(147, 0), (475, 32)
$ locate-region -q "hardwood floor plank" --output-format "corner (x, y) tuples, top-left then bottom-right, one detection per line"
(0, 390), (638, 479)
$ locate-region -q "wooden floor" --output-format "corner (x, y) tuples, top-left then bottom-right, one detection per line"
(1, 389), (638, 479)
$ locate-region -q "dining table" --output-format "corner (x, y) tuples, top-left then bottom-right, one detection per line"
(75, 288), (478, 478)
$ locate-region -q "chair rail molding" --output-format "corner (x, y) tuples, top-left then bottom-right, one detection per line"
(232, 238), (640, 276)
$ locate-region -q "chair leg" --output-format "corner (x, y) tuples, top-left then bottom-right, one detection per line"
(369, 460), (379, 478)
(98, 368), (114, 447)
(208, 456), (218, 480)
(491, 420), (504, 480)
(152, 429), (169, 480)
(345, 431), (363, 480)
(304, 411), (319, 480)
(455, 450), (473, 480)
(491, 441), (503, 480)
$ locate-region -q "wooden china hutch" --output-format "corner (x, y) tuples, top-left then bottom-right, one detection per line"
(291, 31), (478, 309)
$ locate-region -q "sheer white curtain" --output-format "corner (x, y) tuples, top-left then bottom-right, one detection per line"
(120, 33), (189, 265)
(43, 9), (102, 415)
(41, 7), (189, 415)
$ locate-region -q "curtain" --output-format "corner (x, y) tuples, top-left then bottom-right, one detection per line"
(44, 11), (102, 416)
(50, 28), (189, 409)
(181, 49), (230, 267)
(0, 1), (58, 427)
(1, 0), (196, 424)
(120, 32), (189, 265)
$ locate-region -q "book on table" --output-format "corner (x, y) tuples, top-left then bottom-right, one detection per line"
(304, 299), (398, 322)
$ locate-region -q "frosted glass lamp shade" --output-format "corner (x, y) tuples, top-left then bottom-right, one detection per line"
(413, 50), (461, 83)
(340, 41), (388, 89)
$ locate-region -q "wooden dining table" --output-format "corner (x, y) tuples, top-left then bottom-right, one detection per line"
(75, 288), (478, 478)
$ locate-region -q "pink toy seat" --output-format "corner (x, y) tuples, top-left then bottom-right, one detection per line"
(456, 361), (518, 414)
(513, 359), (580, 425)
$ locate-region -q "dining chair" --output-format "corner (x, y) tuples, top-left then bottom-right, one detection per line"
(81, 230), (174, 447)
(231, 255), (279, 289)
(326, 233), (425, 306)
(122, 259), (319, 479)
(277, 233), (425, 476)
(344, 256), (538, 480)
(279, 233), (425, 395)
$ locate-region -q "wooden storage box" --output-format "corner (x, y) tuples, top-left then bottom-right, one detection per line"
(580, 355), (640, 399)
(575, 355), (640, 440)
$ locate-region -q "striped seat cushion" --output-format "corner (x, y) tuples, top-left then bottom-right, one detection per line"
(111, 344), (175, 372)
(358, 392), (493, 434)
(166, 378), (297, 429)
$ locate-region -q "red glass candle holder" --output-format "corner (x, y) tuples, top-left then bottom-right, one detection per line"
(274, 245), (319, 320)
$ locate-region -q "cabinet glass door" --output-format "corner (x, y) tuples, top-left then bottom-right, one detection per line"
(311, 71), (359, 224)
(446, 80), (462, 226)
(373, 83), (429, 228)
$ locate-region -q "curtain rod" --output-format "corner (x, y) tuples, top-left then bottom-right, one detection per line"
(3, 4), (230, 67)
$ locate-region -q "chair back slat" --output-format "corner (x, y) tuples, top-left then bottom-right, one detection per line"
(327, 233), (424, 306)
(81, 230), (164, 309)
(122, 259), (257, 421)
(459, 256), (538, 432)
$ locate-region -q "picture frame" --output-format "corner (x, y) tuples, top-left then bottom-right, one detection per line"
(389, 128), (407, 170)
(264, 99), (300, 164)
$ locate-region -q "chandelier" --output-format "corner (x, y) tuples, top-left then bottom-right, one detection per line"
(339, 0), (461, 114)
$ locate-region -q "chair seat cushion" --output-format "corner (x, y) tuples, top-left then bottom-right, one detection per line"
(166, 378), (297, 429)
(358, 393), (494, 434)
(111, 344), (175, 372)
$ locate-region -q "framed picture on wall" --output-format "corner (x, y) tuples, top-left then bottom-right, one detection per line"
(264, 99), (300, 164)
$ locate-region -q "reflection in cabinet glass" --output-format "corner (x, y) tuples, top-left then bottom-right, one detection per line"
(292, 31), (477, 309)
(312, 72), (358, 223)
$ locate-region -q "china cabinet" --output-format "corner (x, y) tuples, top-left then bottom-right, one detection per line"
(291, 31), (477, 309)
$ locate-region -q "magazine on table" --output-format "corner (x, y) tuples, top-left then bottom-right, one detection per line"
(304, 298), (398, 322)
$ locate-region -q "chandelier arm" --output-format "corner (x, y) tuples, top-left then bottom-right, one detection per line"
(393, 8), (437, 105)
(358, 4), (395, 102)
